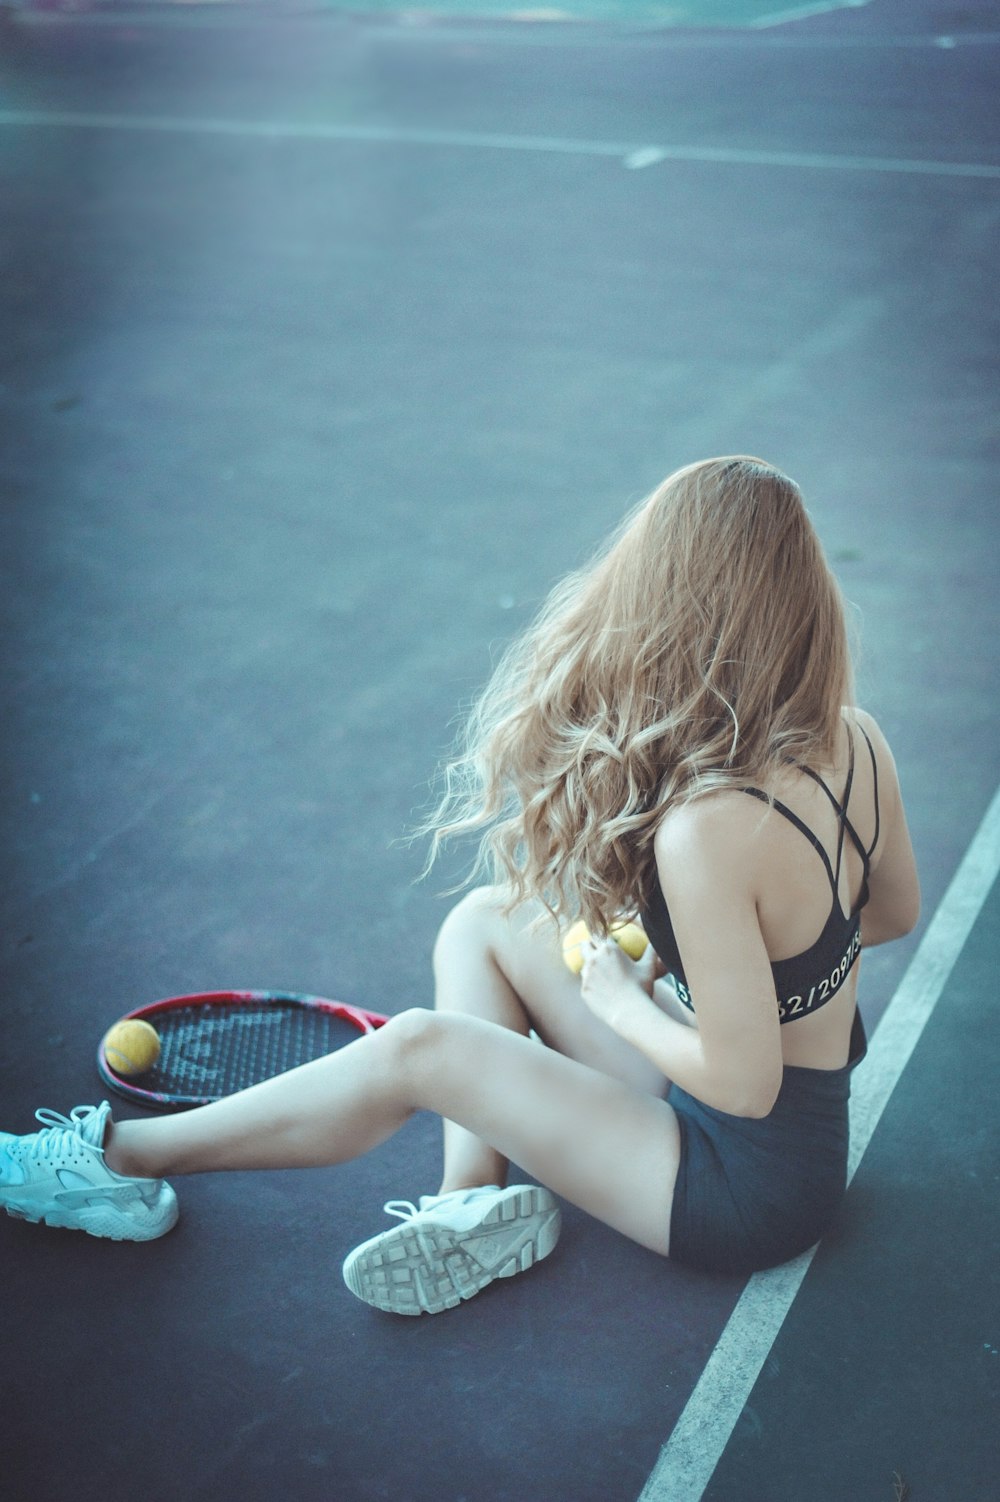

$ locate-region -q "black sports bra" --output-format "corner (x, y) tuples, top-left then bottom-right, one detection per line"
(639, 723), (880, 1024)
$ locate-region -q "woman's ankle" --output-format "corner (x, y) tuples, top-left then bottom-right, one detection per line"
(103, 1119), (147, 1178)
(436, 1176), (507, 1196)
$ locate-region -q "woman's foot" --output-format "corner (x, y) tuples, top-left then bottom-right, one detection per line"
(0, 1102), (178, 1241)
(342, 1183), (561, 1316)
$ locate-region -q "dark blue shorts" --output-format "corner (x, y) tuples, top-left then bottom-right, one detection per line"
(667, 1011), (868, 1275)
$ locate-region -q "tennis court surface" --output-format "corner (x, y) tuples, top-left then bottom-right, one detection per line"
(2, 1), (997, 1497)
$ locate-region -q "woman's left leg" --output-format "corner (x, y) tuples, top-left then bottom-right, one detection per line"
(107, 1007), (679, 1255)
(431, 887), (671, 1199)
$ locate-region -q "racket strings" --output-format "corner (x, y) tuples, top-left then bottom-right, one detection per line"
(147, 1005), (364, 1098)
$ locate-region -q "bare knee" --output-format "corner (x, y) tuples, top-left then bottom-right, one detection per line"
(432, 886), (507, 972)
(379, 1006), (438, 1049)
(384, 1007), (495, 1113)
(377, 1006), (453, 1088)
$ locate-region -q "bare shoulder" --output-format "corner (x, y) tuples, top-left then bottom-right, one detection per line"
(653, 788), (767, 886)
(844, 705), (905, 805)
(846, 705), (903, 770)
(844, 708), (919, 934)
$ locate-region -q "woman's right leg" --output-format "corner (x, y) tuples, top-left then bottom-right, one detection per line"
(4, 1006), (681, 1262)
(106, 1005), (679, 1256)
(432, 888), (670, 1196)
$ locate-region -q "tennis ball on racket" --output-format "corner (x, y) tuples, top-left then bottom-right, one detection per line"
(561, 919), (648, 974)
(103, 1018), (161, 1076)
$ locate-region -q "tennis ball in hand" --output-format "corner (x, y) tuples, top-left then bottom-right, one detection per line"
(103, 1018), (161, 1076)
(561, 919), (648, 974)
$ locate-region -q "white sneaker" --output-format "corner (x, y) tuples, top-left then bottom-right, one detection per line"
(0, 1102), (178, 1242)
(342, 1183), (561, 1316)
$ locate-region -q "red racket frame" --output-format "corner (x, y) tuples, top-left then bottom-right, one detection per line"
(96, 989), (388, 1110)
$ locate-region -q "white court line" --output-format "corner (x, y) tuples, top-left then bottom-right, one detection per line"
(0, 109), (999, 179)
(10, 14), (1000, 46)
(751, 0), (869, 28)
(638, 779), (1000, 1502)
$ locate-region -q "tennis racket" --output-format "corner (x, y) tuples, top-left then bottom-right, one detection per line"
(97, 989), (388, 1111)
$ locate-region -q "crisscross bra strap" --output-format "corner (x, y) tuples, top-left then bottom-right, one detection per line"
(799, 722), (879, 875)
(799, 722), (856, 885)
(859, 722), (880, 857)
(741, 786), (840, 895)
(741, 720), (880, 900)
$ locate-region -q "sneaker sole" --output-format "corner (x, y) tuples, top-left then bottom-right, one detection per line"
(2, 1183), (180, 1242)
(342, 1185), (561, 1316)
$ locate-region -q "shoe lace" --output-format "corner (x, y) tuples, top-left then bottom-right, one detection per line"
(383, 1199), (436, 1263)
(383, 1199), (420, 1223)
(17, 1106), (102, 1164)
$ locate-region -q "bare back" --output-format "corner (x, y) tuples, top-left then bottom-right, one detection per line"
(752, 709), (882, 1067)
(651, 708), (919, 1074)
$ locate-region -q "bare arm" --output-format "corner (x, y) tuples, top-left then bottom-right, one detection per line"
(855, 710), (921, 947)
(580, 798), (783, 1119)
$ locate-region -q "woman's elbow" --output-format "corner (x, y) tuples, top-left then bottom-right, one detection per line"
(712, 1068), (782, 1120)
(733, 1083), (781, 1119)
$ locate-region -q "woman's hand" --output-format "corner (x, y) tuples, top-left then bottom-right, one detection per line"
(579, 937), (661, 1033)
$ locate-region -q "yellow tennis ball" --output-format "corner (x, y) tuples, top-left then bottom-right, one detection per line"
(103, 1018), (161, 1076)
(561, 919), (648, 974)
(561, 919), (591, 974)
(610, 921), (649, 963)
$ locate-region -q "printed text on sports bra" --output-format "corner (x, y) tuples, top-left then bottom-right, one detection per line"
(669, 925), (862, 1021)
(777, 926), (861, 1021)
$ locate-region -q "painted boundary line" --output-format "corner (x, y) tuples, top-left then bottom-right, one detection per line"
(0, 110), (998, 179)
(638, 780), (1000, 1502)
(8, 15), (1000, 46)
(750, 0), (867, 27)
(5, 0), (871, 30)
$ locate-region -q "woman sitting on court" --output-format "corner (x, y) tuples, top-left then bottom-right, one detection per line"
(0, 457), (920, 1312)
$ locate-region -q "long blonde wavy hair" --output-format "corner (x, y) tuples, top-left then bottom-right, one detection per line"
(421, 457), (853, 932)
